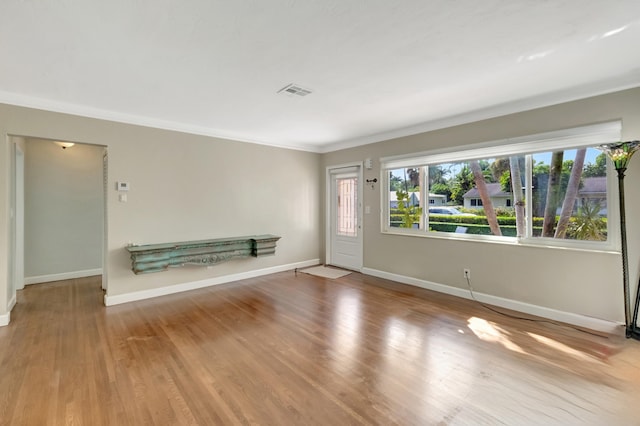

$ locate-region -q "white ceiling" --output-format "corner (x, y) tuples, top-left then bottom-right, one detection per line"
(1, 1), (639, 152)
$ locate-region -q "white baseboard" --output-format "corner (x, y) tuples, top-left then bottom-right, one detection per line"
(104, 259), (320, 306)
(8, 294), (16, 312)
(0, 312), (9, 327)
(0, 295), (17, 327)
(24, 268), (103, 285)
(362, 267), (622, 334)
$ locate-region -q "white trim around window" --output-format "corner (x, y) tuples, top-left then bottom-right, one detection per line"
(381, 121), (621, 169)
(380, 121), (622, 252)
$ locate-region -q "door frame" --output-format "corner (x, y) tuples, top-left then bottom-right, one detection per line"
(14, 143), (24, 293)
(325, 162), (363, 271)
(7, 136), (108, 314)
(102, 149), (108, 291)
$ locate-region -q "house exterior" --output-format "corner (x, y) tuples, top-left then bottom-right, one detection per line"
(577, 176), (607, 213)
(462, 177), (607, 212)
(463, 183), (512, 209)
(389, 191), (447, 208)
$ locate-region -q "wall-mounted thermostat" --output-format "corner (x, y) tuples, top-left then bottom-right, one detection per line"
(116, 181), (130, 191)
(364, 158), (373, 169)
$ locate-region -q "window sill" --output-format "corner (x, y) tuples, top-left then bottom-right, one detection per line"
(381, 228), (619, 255)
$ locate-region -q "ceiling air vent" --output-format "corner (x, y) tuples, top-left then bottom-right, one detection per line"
(277, 83), (312, 97)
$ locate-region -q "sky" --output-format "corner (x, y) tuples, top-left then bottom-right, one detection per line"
(390, 147), (604, 181)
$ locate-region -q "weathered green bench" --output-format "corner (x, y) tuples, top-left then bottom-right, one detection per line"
(126, 234), (281, 274)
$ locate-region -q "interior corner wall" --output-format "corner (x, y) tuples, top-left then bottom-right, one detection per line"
(8, 137), (26, 304)
(321, 87), (640, 325)
(24, 139), (104, 280)
(0, 103), (321, 312)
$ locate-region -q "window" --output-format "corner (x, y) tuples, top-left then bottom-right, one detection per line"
(381, 122), (620, 249)
(336, 177), (358, 236)
(389, 168), (423, 229)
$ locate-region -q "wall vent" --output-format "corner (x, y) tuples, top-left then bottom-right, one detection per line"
(277, 83), (312, 97)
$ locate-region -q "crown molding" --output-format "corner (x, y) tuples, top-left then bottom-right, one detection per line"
(319, 73), (640, 153)
(1, 71), (638, 155)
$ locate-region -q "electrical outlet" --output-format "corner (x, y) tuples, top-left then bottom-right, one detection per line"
(463, 268), (471, 279)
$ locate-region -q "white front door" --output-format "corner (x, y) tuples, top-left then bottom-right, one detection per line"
(328, 166), (362, 271)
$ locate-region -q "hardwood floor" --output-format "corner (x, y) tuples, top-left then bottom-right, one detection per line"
(1, 272), (639, 425)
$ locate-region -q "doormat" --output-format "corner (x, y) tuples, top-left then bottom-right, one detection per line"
(299, 265), (352, 279)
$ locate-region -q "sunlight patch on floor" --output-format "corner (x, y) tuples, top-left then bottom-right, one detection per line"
(467, 317), (524, 354)
(527, 332), (600, 363)
(467, 316), (608, 367)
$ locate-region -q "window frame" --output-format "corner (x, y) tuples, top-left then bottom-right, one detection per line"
(380, 122), (621, 252)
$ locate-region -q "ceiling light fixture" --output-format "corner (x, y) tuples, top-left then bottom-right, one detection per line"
(54, 141), (75, 149)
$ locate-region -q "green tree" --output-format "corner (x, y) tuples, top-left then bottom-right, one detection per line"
(470, 160), (502, 236)
(389, 173), (404, 192)
(531, 158), (573, 218)
(429, 165), (451, 201)
(477, 159), (495, 182)
(406, 168), (421, 190)
(499, 170), (511, 192)
(567, 200), (606, 241)
(396, 189), (422, 228)
(430, 182), (451, 199)
(542, 152), (565, 237)
(450, 165), (474, 205)
(490, 158), (511, 182)
(555, 149), (586, 238)
(583, 153), (607, 177)
(428, 165), (448, 185)
(531, 162), (548, 217)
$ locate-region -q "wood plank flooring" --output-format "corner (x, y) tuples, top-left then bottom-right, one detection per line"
(1, 271), (639, 425)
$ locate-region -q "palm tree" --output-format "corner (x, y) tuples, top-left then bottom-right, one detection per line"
(555, 149), (586, 239)
(469, 160), (502, 236)
(428, 164), (448, 185)
(542, 152), (564, 237)
(407, 168), (421, 189)
(567, 200), (606, 241)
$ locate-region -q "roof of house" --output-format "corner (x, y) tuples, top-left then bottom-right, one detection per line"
(580, 177), (606, 194)
(463, 177), (606, 199)
(463, 183), (510, 199)
(389, 192), (446, 202)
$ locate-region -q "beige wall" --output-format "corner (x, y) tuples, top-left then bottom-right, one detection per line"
(322, 87), (640, 323)
(106, 125), (320, 297)
(24, 139), (104, 278)
(0, 105), (321, 314)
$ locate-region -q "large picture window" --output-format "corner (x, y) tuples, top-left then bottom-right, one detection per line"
(381, 122), (620, 249)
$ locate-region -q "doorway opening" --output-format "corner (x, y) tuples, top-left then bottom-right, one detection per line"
(7, 136), (108, 318)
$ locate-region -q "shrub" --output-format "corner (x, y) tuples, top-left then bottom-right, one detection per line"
(389, 213), (606, 238)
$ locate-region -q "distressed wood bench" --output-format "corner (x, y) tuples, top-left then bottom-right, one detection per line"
(126, 234), (281, 274)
